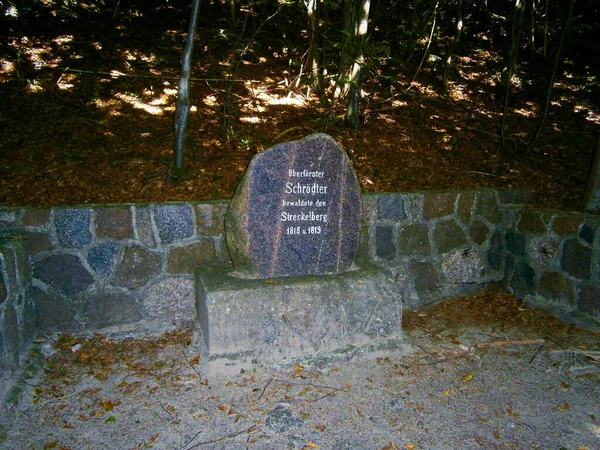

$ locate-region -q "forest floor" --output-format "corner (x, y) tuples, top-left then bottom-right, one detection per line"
(0, 9), (599, 210)
(2, 292), (599, 449)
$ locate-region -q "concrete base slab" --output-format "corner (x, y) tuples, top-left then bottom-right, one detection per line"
(192, 261), (410, 374)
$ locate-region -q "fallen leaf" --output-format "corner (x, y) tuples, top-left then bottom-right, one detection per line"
(302, 441), (319, 449)
(104, 416), (116, 424)
(461, 373), (474, 382)
(146, 433), (160, 447)
(559, 402), (570, 412)
(190, 354), (201, 365)
(100, 401), (114, 412)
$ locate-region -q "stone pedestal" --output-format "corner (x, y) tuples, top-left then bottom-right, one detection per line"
(193, 261), (410, 373)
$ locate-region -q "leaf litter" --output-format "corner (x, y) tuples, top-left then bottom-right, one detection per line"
(1, 292), (599, 449)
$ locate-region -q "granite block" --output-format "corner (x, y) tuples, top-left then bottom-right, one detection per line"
(34, 287), (77, 331)
(434, 219), (467, 254)
(441, 247), (485, 283)
(195, 202), (228, 237)
(22, 231), (53, 255)
(95, 207), (133, 240)
(21, 208), (50, 227)
(134, 205), (156, 248)
(194, 262), (406, 368)
(552, 215), (580, 236)
(34, 253), (93, 296)
(88, 242), (120, 277)
(511, 261), (536, 296)
(506, 232), (527, 257)
(112, 245), (162, 289)
(539, 272), (573, 301)
(528, 235), (559, 266)
(561, 238), (592, 280)
(469, 220), (490, 245)
(375, 226), (396, 261)
(377, 195), (406, 221)
(225, 133), (361, 278)
(518, 210), (546, 233)
(154, 204), (194, 245)
(458, 192), (474, 224)
(577, 285), (600, 317)
(54, 208), (93, 249)
(142, 277), (195, 324)
(399, 224), (430, 256)
(578, 223), (595, 244)
(409, 261), (439, 291)
(167, 240), (217, 274)
(475, 192), (502, 224)
(487, 230), (504, 272)
(80, 292), (142, 329)
(423, 192), (455, 219)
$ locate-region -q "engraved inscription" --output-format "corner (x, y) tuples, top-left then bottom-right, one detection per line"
(282, 168), (329, 235)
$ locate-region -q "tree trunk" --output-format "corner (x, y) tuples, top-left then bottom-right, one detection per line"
(343, 0), (371, 130)
(529, 0), (536, 52)
(499, 0), (525, 157)
(543, 0), (549, 58)
(442, 0), (463, 94)
(526, 0), (574, 154)
(405, 0), (420, 61)
(172, 0), (202, 183)
(305, 0), (324, 96)
(334, 0), (359, 100)
(583, 136), (600, 213)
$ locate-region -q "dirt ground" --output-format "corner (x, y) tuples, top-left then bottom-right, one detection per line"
(1, 5), (599, 211)
(2, 291), (599, 450)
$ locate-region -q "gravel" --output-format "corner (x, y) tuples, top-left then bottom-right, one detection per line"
(2, 294), (599, 450)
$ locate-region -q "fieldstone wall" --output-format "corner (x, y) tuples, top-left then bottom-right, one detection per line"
(0, 201), (230, 336)
(0, 187), (598, 341)
(360, 188), (533, 309)
(504, 209), (600, 324)
(0, 232), (35, 403)
(2, 188), (600, 401)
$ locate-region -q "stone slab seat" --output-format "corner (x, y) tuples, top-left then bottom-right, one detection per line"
(192, 260), (411, 373)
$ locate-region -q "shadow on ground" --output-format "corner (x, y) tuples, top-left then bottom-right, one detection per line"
(1, 291), (599, 449)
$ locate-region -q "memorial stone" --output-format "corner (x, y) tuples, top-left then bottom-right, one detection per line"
(225, 133), (361, 278)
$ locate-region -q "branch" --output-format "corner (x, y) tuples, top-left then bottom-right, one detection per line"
(405, 0), (440, 92)
(182, 425), (258, 449)
(474, 338), (545, 348)
(273, 127), (313, 141)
